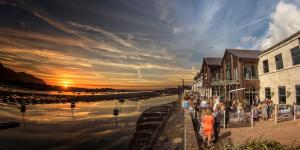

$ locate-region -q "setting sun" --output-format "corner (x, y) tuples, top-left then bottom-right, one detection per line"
(59, 80), (72, 88)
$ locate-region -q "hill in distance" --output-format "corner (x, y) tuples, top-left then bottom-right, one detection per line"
(0, 62), (46, 85)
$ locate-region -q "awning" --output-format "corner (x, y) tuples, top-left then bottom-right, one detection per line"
(211, 80), (239, 86)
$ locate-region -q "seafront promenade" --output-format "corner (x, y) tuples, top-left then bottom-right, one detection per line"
(184, 109), (199, 150)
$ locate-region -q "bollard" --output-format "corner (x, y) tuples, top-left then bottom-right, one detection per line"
(275, 104), (277, 125)
(251, 108), (253, 127)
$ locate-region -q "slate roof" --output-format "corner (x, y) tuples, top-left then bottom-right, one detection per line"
(226, 49), (261, 60)
(203, 57), (222, 66)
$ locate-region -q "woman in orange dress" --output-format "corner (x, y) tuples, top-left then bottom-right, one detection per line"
(202, 109), (214, 146)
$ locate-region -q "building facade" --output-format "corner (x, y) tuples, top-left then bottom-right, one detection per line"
(258, 31), (300, 105)
(199, 57), (222, 98)
(220, 49), (260, 105)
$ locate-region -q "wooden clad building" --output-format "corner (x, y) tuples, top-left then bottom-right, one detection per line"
(199, 57), (222, 98)
(199, 49), (261, 106)
(221, 49), (260, 105)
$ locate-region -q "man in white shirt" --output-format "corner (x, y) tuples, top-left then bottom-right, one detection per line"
(200, 99), (207, 108)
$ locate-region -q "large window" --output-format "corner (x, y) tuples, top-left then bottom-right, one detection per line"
(211, 66), (220, 81)
(291, 46), (300, 65)
(226, 63), (231, 80)
(245, 87), (259, 106)
(263, 60), (269, 73)
(265, 87), (271, 99)
(296, 85), (300, 105)
(278, 86), (286, 104)
(275, 54), (284, 70)
(234, 67), (238, 80)
(243, 64), (258, 80)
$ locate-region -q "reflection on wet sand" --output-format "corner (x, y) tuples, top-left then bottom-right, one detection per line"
(0, 95), (177, 150)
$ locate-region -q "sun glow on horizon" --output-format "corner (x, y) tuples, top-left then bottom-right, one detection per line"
(59, 80), (73, 89)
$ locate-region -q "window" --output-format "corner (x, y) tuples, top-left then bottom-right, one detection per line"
(226, 63), (231, 80)
(265, 87), (271, 99)
(275, 54), (284, 70)
(243, 64), (258, 80)
(245, 87), (259, 106)
(291, 46), (300, 65)
(263, 60), (269, 73)
(296, 85), (300, 105)
(278, 86), (286, 104)
(234, 67), (238, 80)
(211, 67), (220, 80)
(251, 65), (258, 79)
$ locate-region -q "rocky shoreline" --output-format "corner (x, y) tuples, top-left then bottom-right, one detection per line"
(129, 102), (177, 150)
(0, 90), (165, 105)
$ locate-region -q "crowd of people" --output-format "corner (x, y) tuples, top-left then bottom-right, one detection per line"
(182, 92), (276, 147)
(183, 92), (224, 147)
(252, 96), (274, 121)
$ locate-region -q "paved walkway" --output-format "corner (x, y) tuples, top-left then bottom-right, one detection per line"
(220, 119), (300, 146)
(184, 109), (199, 150)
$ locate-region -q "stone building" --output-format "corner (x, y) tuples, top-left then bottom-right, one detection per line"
(258, 31), (300, 105)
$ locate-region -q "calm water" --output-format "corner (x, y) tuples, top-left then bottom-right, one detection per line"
(0, 86), (145, 95)
(0, 95), (178, 150)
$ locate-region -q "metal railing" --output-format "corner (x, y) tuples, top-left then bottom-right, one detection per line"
(274, 104), (300, 124)
(220, 109), (252, 129)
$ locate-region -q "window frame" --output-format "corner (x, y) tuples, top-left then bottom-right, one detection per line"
(275, 53), (284, 70)
(296, 85), (300, 105)
(243, 64), (258, 80)
(291, 46), (300, 66)
(263, 60), (269, 73)
(278, 86), (286, 104)
(234, 67), (238, 80)
(226, 62), (231, 80)
(265, 87), (271, 99)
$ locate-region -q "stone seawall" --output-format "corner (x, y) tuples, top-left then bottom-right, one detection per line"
(129, 102), (175, 150)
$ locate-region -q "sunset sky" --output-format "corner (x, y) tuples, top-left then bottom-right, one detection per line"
(0, 0), (300, 89)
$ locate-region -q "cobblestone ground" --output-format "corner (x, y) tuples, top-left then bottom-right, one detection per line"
(152, 107), (184, 150)
(220, 119), (300, 146)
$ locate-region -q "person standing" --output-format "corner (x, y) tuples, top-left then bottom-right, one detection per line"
(202, 109), (214, 147)
(200, 99), (208, 109)
(262, 101), (268, 120)
(254, 95), (260, 106)
(213, 107), (221, 143)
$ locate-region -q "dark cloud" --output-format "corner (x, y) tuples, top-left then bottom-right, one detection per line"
(0, 0), (298, 89)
